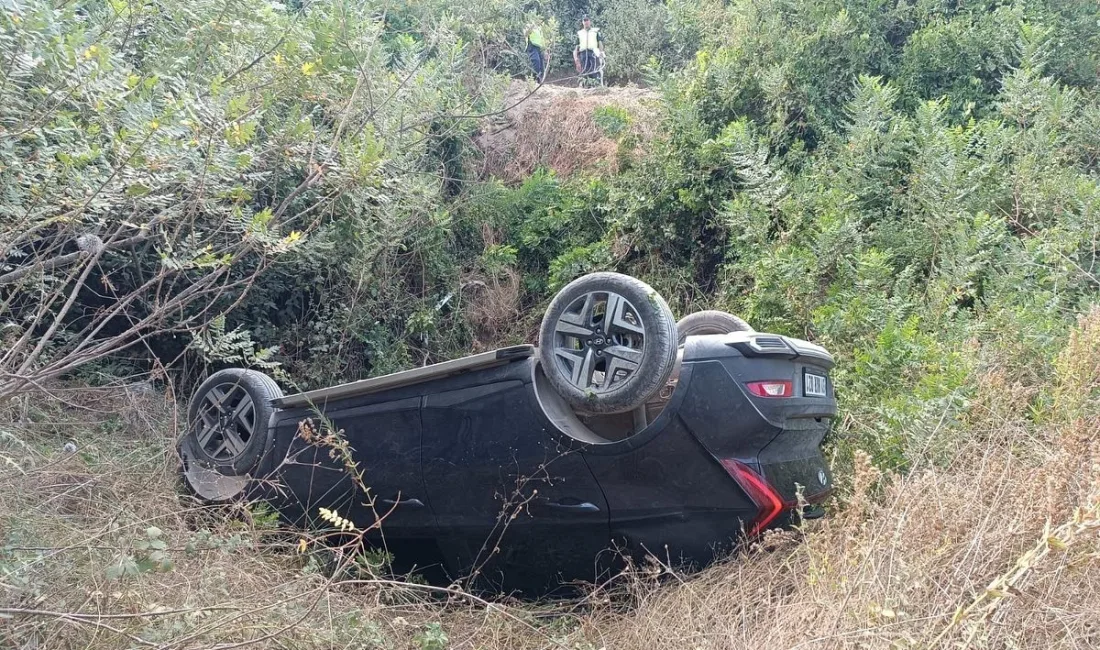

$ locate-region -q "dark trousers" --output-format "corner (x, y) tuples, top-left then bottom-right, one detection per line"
(527, 44), (545, 80)
(579, 50), (599, 79)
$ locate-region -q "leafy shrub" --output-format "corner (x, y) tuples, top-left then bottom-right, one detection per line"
(897, 5), (1022, 118)
(591, 0), (670, 81)
(593, 105), (633, 138)
(549, 240), (614, 290)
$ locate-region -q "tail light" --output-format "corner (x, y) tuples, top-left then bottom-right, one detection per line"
(720, 459), (787, 536)
(745, 380), (792, 398)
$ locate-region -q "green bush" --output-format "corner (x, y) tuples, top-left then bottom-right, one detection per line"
(591, 0), (670, 81)
(593, 105), (633, 138)
(6, 0), (1100, 475)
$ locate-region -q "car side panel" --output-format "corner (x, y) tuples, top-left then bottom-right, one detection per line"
(421, 378), (611, 595)
(258, 396), (434, 537)
(253, 361), (538, 527)
(580, 418), (757, 567)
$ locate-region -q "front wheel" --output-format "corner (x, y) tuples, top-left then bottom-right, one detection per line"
(179, 368), (282, 501)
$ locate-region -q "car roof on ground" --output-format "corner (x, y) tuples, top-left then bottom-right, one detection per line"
(272, 345), (535, 410)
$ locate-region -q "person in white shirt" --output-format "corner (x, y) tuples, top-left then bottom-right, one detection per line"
(572, 15), (605, 86)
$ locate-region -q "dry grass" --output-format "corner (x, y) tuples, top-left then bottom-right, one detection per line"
(2, 310), (1100, 649)
(460, 270), (524, 352)
(475, 81), (658, 183)
(461, 226), (525, 352)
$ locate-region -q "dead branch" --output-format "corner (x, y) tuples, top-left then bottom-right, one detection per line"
(0, 232), (151, 287)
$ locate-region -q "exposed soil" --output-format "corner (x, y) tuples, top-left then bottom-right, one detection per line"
(474, 79), (658, 183)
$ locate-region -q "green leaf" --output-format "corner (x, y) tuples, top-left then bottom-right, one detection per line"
(250, 208), (274, 229)
(125, 183), (151, 197)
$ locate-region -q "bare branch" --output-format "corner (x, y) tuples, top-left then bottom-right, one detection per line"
(0, 232), (151, 287)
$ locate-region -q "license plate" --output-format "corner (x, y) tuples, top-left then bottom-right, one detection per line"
(804, 371), (828, 397)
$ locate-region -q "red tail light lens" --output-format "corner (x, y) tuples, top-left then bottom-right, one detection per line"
(720, 459), (787, 536)
(745, 380), (793, 398)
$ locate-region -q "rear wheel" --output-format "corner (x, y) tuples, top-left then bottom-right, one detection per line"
(179, 368), (282, 501)
(676, 310), (753, 345)
(539, 272), (678, 414)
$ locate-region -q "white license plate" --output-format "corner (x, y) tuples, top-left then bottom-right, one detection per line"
(804, 372), (828, 397)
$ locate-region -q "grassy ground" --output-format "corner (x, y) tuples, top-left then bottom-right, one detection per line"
(3, 311), (1099, 649)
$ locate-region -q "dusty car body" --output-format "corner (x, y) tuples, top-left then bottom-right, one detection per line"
(180, 274), (837, 594)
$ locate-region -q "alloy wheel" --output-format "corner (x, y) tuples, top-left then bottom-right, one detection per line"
(551, 291), (646, 394)
(193, 382), (256, 461)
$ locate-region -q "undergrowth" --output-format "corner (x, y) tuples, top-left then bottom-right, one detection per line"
(2, 308), (1098, 649)
(3, 0), (1100, 647)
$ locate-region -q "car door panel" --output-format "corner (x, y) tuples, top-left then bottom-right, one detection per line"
(267, 396), (434, 537)
(421, 380), (610, 594)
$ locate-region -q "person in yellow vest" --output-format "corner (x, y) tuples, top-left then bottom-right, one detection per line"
(572, 14), (604, 86)
(525, 22), (548, 82)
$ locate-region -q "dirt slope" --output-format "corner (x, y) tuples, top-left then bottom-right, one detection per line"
(474, 80), (658, 182)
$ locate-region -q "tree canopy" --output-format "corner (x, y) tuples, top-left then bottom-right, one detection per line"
(3, 0), (1099, 470)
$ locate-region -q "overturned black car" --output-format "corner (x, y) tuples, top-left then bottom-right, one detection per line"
(179, 272), (837, 594)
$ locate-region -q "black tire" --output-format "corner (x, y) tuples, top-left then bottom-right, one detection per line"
(676, 310), (754, 345)
(179, 368), (282, 500)
(538, 272), (678, 414)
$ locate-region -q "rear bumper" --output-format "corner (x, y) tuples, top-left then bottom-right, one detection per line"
(678, 360), (836, 460)
(759, 453), (834, 504)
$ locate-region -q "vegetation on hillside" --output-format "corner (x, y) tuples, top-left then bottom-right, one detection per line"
(3, 0), (1100, 647)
